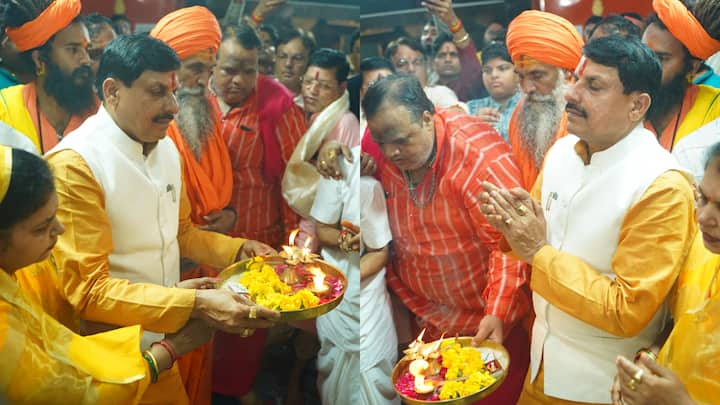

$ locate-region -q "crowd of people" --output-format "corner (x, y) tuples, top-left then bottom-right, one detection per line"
(0, 0), (719, 404)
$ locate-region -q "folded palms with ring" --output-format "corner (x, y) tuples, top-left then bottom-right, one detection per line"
(611, 354), (695, 405)
(478, 181), (547, 263)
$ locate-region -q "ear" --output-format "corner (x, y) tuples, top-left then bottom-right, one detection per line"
(629, 92), (651, 122)
(563, 69), (573, 81)
(31, 50), (44, 72)
(102, 78), (120, 107)
(339, 81), (347, 93)
(422, 110), (434, 127)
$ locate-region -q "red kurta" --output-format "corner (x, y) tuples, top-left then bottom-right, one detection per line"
(381, 109), (531, 404)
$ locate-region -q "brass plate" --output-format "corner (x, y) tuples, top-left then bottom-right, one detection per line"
(391, 338), (510, 405)
(215, 256), (346, 322)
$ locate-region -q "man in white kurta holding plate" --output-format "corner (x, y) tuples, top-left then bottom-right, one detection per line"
(480, 36), (697, 405)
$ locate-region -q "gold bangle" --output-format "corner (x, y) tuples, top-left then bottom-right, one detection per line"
(453, 33), (470, 46)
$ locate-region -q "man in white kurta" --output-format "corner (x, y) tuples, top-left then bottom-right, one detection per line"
(480, 36), (696, 405)
(360, 174), (399, 405)
(46, 35), (278, 405)
(310, 145), (360, 405)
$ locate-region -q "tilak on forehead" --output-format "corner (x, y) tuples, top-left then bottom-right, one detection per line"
(574, 56), (588, 78)
(315, 71), (320, 80)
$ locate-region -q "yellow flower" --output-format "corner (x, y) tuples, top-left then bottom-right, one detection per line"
(239, 258), (320, 311)
(437, 342), (497, 399)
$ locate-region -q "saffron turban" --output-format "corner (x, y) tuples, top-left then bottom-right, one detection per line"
(5, 0), (81, 52)
(653, 0), (720, 60)
(150, 6), (221, 60)
(507, 10), (584, 71)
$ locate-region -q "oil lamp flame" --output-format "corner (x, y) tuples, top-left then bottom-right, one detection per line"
(308, 267), (329, 294)
(288, 229), (299, 247)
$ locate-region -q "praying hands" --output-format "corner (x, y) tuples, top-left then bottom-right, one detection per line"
(479, 181), (548, 263)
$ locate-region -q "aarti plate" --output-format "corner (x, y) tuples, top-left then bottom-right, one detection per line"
(215, 256), (346, 321)
(392, 337), (510, 405)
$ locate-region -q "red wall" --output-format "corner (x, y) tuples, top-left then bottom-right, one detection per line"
(81, 0), (180, 25)
(533, 0), (654, 26)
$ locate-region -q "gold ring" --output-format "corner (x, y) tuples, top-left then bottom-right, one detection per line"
(319, 160), (327, 167)
(626, 378), (636, 391)
(504, 218), (514, 226)
(239, 328), (255, 338)
(327, 149), (337, 160)
(633, 368), (644, 384)
(516, 205), (528, 216)
(249, 306), (257, 319)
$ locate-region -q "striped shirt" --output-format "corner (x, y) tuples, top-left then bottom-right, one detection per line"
(220, 91), (307, 248)
(381, 109), (530, 337)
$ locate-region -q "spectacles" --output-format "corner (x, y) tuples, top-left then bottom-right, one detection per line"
(395, 57), (425, 70)
(301, 76), (337, 92)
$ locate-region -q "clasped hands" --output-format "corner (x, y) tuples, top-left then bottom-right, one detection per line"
(478, 181), (547, 263)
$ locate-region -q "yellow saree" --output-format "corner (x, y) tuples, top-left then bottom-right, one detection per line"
(0, 260), (151, 404)
(658, 232), (720, 405)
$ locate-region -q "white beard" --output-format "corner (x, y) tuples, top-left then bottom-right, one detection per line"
(519, 73), (567, 168)
(175, 87), (215, 160)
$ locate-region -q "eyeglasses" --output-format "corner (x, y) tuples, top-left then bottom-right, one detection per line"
(301, 76), (337, 92)
(394, 58), (425, 70)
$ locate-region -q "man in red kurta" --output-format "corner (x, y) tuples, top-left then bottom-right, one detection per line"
(210, 24), (307, 403)
(505, 11), (584, 190)
(364, 74), (531, 404)
(150, 7), (233, 405)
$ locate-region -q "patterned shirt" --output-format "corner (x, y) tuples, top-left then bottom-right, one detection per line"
(381, 109), (530, 337)
(221, 90), (307, 248)
(467, 91), (521, 143)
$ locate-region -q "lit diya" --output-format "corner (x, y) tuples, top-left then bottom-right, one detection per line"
(215, 229), (346, 321)
(391, 330), (510, 404)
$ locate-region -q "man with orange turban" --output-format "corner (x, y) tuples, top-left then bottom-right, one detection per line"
(0, 0), (98, 153)
(505, 10), (584, 190)
(642, 0), (720, 151)
(150, 6), (236, 405)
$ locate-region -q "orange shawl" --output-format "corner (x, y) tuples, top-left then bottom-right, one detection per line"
(507, 99), (568, 190)
(167, 101), (233, 224)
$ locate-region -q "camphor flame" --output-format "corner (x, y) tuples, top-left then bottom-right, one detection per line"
(288, 229), (299, 247)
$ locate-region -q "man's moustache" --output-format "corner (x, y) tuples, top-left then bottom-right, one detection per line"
(153, 114), (175, 122)
(565, 102), (588, 118)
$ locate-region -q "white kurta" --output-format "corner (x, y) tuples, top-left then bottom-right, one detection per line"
(311, 146), (361, 405)
(49, 106), (182, 349)
(359, 176), (399, 405)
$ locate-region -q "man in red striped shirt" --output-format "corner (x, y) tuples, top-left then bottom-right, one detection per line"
(210, 24), (307, 404)
(363, 74), (531, 404)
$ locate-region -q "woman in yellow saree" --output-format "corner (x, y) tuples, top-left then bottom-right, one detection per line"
(611, 141), (720, 405)
(0, 145), (211, 404)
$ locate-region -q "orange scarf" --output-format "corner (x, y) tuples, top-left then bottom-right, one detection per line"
(167, 101), (233, 224)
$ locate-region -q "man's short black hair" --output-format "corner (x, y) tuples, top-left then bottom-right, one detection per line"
(360, 57), (396, 74)
(85, 13), (115, 39)
(590, 14), (641, 39)
(432, 32), (455, 56)
(222, 24), (262, 50)
(583, 35), (661, 106)
(95, 34), (179, 100)
(481, 42), (512, 65)
(385, 37), (426, 60)
(259, 24), (279, 45)
(362, 73), (435, 122)
(275, 27), (316, 53)
(307, 48), (350, 83)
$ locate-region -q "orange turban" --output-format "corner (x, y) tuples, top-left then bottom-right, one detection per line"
(507, 10), (584, 71)
(5, 0), (81, 52)
(150, 6), (221, 60)
(653, 0), (720, 60)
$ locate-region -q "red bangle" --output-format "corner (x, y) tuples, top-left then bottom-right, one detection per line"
(152, 340), (178, 365)
(449, 20), (463, 34)
(250, 11), (264, 24)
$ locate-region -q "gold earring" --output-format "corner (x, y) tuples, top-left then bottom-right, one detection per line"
(36, 65), (45, 77)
